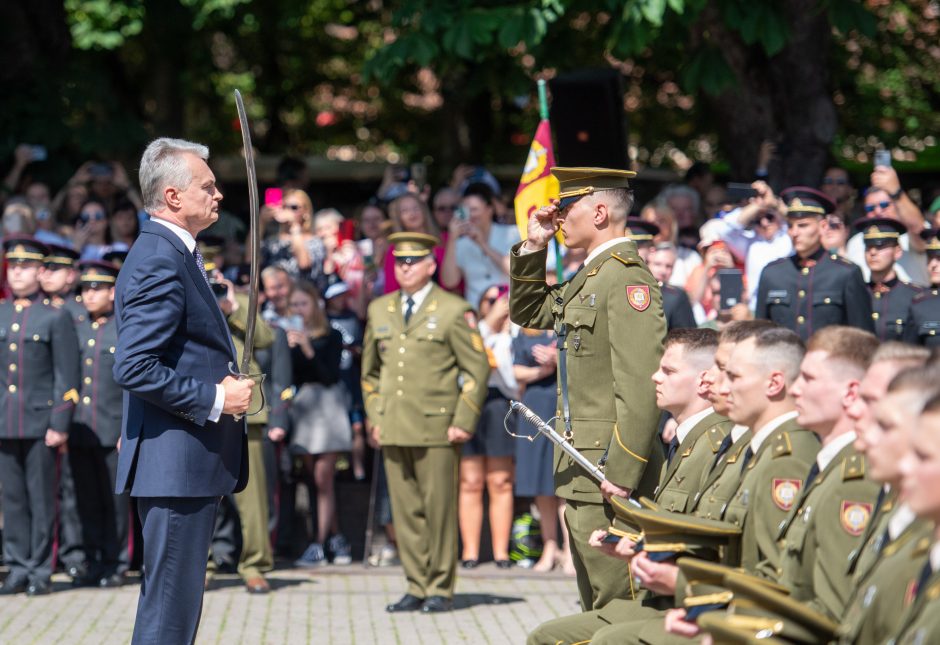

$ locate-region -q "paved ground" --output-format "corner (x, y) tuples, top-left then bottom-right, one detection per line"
(0, 563), (580, 644)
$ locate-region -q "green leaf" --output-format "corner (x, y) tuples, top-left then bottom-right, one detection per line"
(640, 0), (668, 27)
(826, 0), (877, 37)
(680, 47), (735, 95)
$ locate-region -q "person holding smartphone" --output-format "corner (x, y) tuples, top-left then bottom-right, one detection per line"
(260, 188), (326, 287)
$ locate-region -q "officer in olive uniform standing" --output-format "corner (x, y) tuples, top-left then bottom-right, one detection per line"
(755, 187), (874, 340)
(68, 260), (129, 587)
(908, 230), (940, 347)
(510, 167), (666, 611)
(854, 217), (922, 341)
(0, 237), (81, 596)
(362, 232), (490, 614)
(625, 218), (696, 330)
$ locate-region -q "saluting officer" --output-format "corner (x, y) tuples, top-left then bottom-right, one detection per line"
(362, 232), (490, 614)
(510, 167), (666, 611)
(907, 230), (940, 346)
(755, 187), (873, 340)
(68, 260), (129, 588)
(39, 243), (84, 322)
(854, 217), (922, 341)
(0, 237), (81, 596)
(625, 217), (696, 330)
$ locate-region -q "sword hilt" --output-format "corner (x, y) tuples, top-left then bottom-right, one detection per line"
(228, 361), (267, 421)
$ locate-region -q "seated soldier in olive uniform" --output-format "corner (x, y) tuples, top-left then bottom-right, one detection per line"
(854, 217), (922, 341)
(510, 167), (666, 612)
(625, 219), (696, 331)
(362, 232), (490, 614)
(907, 230), (940, 347)
(527, 327), (729, 645)
(756, 187), (873, 340)
(0, 237), (81, 597)
(68, 260), (130, 588)
(839, 362), (936, 645)
(888, 392), (940, 645)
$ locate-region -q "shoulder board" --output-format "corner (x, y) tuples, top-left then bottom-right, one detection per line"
(841, 453), (866, 481)
(770, 431), (793, 458)
(764, 256), (791, 270)
(913, 536), (932, 557)
(705, 424), (728, 453)
(913, 290), (939, 304)
(830, 255), (858, 268)
(608, 249), (642, 268)
(900, 282), (924, 294)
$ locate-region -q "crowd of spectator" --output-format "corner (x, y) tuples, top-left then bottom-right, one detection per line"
(2, 140), (940, 592)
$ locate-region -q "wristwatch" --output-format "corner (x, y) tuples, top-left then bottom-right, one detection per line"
(889, 187), (904, 200)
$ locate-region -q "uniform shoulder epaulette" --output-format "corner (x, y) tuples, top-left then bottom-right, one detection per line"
(608, 249), (642, 268)
(913, 536), (932, 557)
(913, 289), (939, 304)
(830, 254), (858, 268)
(705, 424), (727, 453)
(769, 431), (793, 458)
(765, 256), (790, 269)
(841, 452), (866, 481)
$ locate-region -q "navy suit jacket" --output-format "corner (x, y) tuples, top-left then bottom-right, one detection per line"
(113, 219), (248, 497)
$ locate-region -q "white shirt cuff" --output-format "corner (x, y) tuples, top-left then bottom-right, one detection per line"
(208, 384), (225, 423)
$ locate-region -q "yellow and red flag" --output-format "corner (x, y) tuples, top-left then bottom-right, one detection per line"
(514, 118), (559, 241)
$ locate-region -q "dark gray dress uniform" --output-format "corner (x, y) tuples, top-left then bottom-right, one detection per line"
(41, 243), (91, 580)
(0, 237), (81, 595)
(68, 261), (130, 585)
(906, 230), (940, 347)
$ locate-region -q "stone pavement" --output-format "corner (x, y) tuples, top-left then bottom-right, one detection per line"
(0, 564), (580, 644)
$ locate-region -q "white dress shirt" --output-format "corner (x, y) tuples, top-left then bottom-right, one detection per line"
(675, 406), (715, 445)
(815, 430), (857, 471)
(750, 410), (799, 453)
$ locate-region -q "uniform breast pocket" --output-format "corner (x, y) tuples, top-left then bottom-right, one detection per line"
(919, 321), (940, 341)
(24, 329), (52, 361)
(563, 306), (597, 357)
(656, 487), (690, 513)
(812, 291), (843, 311)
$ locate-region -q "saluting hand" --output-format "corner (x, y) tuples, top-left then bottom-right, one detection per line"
(221, 375), (255, 416)
(524, 201), (561, 251)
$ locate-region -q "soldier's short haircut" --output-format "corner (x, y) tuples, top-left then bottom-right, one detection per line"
(806, 326), (879, 373)
(718, 319), (777, 345)
(888, 365), (940, 400)
(871, 341), (930, 366)
(593, 188), (634, 225)
(751, 327), (806, 383)
(920, 389), (940, 416)
(665, 327), (718, 369)
(139, 137), (210, 214)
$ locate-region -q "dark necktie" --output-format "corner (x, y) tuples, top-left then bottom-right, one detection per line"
(914, 561), (933, 600)
(803, 462), (821, 491)
(404, 296), (415, 324)
(665, 436), (680, 466)
(710, 434), (734, 471)
(739, 446), (755, 473)
(193, 246), (210, 285)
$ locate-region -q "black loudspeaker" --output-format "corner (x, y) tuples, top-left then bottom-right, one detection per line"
(549, 69), (628, 169)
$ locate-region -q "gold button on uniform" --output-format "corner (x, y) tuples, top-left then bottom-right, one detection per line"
(397, 375), (404, 382)
(594, 440), (601, 447)
(8, 384), (16, 393)
(396, 390), (403, 396)
(14, 305), (22, 313)
(399, 333), (406, 340)
(439, 407), (446, 414)
(874, 292), (881, 299)
(32, 335), (39, 341)
(9, 364), (16, 372)
(85, 358), (94, 366)
(92, 322), (99, 330)
(823, 297), (831, 304)
(797, 316), (805, 324)
(872, 312), (880, 320)
(797, 290), (805, 298)
(84, 377), (92, 385)
(10, 323), (19, 332)
(801, 267), (809, 275)
(397, 361), (404, 367)
(398, 347), (405, 354)
(83, 396), (91, 405)
(88, 339), (95, 347)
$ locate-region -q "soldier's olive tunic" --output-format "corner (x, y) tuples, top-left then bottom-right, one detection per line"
(722, 416), (819, 575)
(755, 248), (874, 340)
(773, 441), (880, 619)
(509, 239), (666, 499)
(362, 283), (489, 600)
(906, 287), (940, 347)
(839, 504), (932, 645)
(654, 411), (731, 513)
(692, 428), (754, 520)
(887, 554), (940, 645)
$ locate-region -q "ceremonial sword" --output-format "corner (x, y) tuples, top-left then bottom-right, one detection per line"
(231, 89), (266, 419)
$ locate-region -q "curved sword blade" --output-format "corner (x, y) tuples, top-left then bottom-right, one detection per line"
(234, 89), (261, 377)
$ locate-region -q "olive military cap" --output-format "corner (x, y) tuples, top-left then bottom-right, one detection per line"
(696, 612), (789, 644)
(624, 217), (660, 246)
(676, 558), (789, 621)
(781, 186), (836, 219)
(388, 232), (440, 264)
(551, 166), (636, 210)
(631, 506), (742, 563)
(853, 216), (907, 248)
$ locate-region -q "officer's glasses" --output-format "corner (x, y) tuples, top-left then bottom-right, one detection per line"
(864, 201), (892, 214)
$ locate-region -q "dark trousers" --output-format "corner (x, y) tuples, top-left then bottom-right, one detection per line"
(71, 446), (130, 576)
(0, 439), (56, 584)
(57, 449), (87, 569)
(132, 496), (219, 645)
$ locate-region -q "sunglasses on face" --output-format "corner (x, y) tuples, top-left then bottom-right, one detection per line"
(758, 212), (776, 224)
(826, 216), (844, 228)
(80, 211), (106, 222)
(864, 201), (892, 214)
(822, 177), (849, 186)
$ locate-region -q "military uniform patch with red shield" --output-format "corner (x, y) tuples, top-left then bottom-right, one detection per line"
(772, 478), (802, 511)
(626, 285), (651, 312)
(841, 501), (873, 536)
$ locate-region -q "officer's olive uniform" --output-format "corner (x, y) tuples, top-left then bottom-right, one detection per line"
(723, 417), (820, 576)
(755, 248), (874, 340)
(362, 283), (489, 600)
(839, 501), (932, 645)
(526, 411), (730, 645)
(773, 442), (880, 619)
(0, 290), (81, 588)
(510, 237), (666, 610)
(887, 556), (940, 645)
(907, 287), (940, 347)
(691, 428), (754, 519)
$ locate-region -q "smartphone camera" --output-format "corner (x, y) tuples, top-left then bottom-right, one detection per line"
(874, 149), (892, 168)
(455, 206), (470, 222)
(209, 280), (228, 299)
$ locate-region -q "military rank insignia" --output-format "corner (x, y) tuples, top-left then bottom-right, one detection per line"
(464, 311), (478, 329)
(840, 501), (873, 536)
(626, 285), (651, 311)
(772, 478), (801, 511)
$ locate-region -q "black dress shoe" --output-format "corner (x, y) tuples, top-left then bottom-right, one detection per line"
(0, 578), (27, 596)
(421, 595), (453, 613)
(385, 593), (424, 613)
(494, 559), (513, 569)
(26, 580), (51, 597)
(460, 559), (479, 569)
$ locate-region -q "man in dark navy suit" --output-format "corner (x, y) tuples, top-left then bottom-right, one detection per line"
(113, 138), (254, 645)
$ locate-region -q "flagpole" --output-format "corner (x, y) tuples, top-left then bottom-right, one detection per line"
(538, 79), (564, 282)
